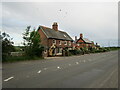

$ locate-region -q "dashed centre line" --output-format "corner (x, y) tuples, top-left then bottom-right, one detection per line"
(57, 66), (60, 69)
(4, 76), (14, 82)
(37, 70), (41, 74)
(76, 62), (79, 64)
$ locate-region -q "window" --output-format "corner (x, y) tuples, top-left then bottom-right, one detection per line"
(64, 41), (67, 45)
(57, 48), (62, 53)
(59, 41), (61, 45)
(69, 41), (71, 46)
(86, 44), (88, 47)
(53, 39), (56, 44)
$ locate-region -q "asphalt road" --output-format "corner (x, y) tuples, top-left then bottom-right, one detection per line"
(2, 50), (118, 88)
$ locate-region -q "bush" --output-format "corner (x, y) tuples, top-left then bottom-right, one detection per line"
(80, 47), (91, 54)
(69, 49), (82, 55)
(109, 47), (120, 50)
(65, 47), (120, 57)
(90, 48), (97, 53)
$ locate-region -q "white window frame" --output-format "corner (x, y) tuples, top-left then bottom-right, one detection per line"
(86, 44), (88, 46)
(53, 39), (56, 44)
(69, 41), (71, 46)
(64, 41), (67, 45)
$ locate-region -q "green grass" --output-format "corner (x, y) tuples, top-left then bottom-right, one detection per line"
(2, 56), (44, 63)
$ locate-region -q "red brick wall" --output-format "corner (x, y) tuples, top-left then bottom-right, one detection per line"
(76, 39), (93, 48)
(38, 28), (48, 47)
(48, 39), (52, 47)
(48, 39), (73, 48)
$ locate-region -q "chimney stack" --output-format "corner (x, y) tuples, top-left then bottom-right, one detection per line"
(80, 33), (83, 38)
(52, 22), (58, 31)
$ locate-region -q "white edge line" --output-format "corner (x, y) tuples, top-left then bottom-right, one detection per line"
(4, 76), (14, 82)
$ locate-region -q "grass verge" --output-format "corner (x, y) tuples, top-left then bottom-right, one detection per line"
(2, 56), (44, 63)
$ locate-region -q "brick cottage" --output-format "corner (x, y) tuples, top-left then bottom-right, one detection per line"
(75, 33), (96, 49)
(38, 22), (73, 57)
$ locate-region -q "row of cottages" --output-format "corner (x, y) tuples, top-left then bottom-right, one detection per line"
(38, 22), (100, 57)
(38, 22), (73, 57)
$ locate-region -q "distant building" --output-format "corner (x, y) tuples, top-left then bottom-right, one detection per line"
(38, 22), (73, 57)
(75, 33), (96, 49)
(95, 43), (100, 50)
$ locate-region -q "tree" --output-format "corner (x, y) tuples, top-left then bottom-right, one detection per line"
(23, 26), (44, 57)
(1, 32), (15, 60)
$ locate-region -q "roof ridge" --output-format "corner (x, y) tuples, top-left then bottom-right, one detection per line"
(40, 25), (66, 33)
(40, 25), (51, 29)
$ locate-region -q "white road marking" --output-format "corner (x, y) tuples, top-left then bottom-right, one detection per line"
(76, 62), (79, 64)
(44, 68), (47, 70)
(37, 70), (41, 74)
(4, 76), (14, 82)
(99, 68), (117, 87)
(57, 66), (60, 69)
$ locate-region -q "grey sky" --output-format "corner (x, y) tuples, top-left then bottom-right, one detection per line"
(1, 1), (118, 47)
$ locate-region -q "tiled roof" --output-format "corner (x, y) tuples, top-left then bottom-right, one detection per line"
(76, 37), (92, 43)
(82, 38), (92, 43)
(39, 26), (73, 41)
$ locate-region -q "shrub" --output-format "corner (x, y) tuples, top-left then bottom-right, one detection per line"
(69, 49), (82, 55)
(90, 48), (97, 53)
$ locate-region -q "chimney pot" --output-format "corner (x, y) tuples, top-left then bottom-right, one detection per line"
(80, 33), (83, 38)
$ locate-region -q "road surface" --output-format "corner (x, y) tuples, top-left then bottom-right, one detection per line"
(2, 50), (118, 88)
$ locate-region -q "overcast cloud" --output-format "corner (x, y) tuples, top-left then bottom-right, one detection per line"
(1, 2), (118, 46)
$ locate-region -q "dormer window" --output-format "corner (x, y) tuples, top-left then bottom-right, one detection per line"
(64, 35), (66, 37)
(53, 39), (56, 44)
